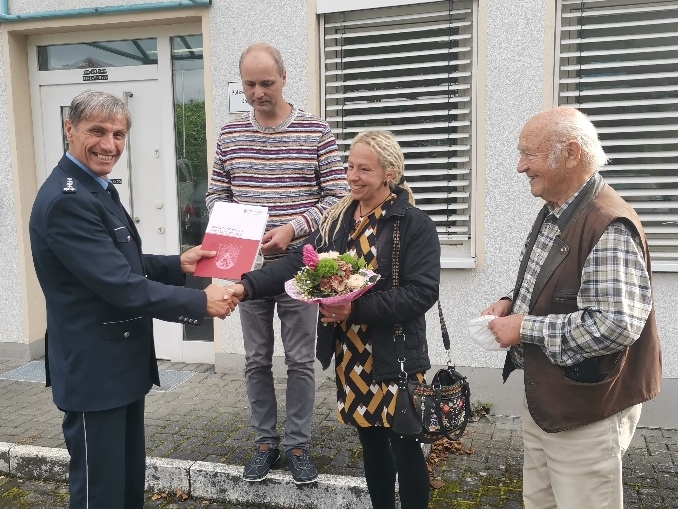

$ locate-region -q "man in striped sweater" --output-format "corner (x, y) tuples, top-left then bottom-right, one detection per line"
(206, 43), (348, 484)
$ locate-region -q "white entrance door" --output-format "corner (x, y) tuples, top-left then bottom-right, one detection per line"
(40, 79), (165, 254)
(32, 58), (214, 364)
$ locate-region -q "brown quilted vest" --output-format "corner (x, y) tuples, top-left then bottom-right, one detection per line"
(504, 175), (662, 432)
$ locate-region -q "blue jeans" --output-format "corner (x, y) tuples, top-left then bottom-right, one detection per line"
(239, 292), (317, 451)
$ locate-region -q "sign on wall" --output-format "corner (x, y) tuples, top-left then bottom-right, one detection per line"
(228, 82), (251, 113)
(82, 68), (108, 81)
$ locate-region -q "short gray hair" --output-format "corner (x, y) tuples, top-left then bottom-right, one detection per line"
(239, 43), (285, 76)
(548, 109), (607, 170)
(68, 90), (131, 130)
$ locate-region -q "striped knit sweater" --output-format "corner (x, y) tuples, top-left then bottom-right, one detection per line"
(206, 106), (348, 262)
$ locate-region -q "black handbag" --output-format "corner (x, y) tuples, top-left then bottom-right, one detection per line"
(389, 220), (473, 442)
(392, 372), (425, 437)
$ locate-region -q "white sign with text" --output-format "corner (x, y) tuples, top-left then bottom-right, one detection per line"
(228, 82), (251, 113)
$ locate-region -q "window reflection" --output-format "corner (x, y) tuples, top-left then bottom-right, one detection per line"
(172, 34), (212, 342)
(38, 39), (158, 70)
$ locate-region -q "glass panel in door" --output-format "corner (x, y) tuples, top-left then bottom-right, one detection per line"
(172, 35), (212, 342)
(37, 38), (158, 70)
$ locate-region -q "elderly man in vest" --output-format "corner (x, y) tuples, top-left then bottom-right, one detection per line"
(482, 106), (661, 509)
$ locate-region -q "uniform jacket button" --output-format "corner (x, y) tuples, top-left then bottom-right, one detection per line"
(123, 332), (130, 338)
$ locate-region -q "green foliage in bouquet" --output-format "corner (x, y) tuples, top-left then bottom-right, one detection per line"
(337, 253), (366, 273)
(316, 258), (339, 278)
(294, 267), (322, 297)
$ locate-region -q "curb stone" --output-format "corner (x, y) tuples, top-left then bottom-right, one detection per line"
(145, 456), (191, 493)
(0, 441), (372, 509)
(9, 443), (69, 482)
(0, 442), (9, 473)
(189, 462), (370, 509)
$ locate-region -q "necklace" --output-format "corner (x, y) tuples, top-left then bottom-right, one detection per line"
(356, 194), (394, 223)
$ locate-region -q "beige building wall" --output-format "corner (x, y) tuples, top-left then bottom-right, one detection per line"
(1, 0), (676, 376)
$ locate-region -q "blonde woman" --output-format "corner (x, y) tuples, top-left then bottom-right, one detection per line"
(230, 131), (440, 509)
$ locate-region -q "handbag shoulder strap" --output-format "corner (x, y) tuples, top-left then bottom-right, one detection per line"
(392, 219), (403, 336)
(391, 219), (408, 375)
(391, 218), (450, 353)
(437, 301), (450, 351)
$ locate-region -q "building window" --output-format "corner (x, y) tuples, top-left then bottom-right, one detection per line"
(321, 0), (477, 266)
(557, 0), (678, 271)
(37, 39), (158, 70)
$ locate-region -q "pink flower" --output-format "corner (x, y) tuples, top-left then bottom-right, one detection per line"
(318, 277), (332, 293)
(336, 260), (352, 277)
(302, 244), (319, 270)
(319, 274), (348, 294)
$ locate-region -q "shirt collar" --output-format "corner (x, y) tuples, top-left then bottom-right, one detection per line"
(66, 151), (109, 190)
(546, 173), (598, 220)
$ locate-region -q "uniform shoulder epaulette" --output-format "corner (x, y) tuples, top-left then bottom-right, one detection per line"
(61, 177), (78, 193)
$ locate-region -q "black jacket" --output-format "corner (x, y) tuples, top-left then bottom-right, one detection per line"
(241, 187), (440, 381)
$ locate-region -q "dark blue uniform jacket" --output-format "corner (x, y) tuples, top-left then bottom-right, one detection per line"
(29, 155), (206, 412)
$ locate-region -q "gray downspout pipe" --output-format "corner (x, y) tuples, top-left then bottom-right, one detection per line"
(0, 0), (211, 22)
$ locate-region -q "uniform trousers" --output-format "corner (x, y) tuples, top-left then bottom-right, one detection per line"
(239, 292), (317, 451)
(62, 397), (146, 509)
(522, 396), (642, 509)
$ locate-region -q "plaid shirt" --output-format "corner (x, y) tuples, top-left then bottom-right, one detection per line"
(509, 175), (653, 368)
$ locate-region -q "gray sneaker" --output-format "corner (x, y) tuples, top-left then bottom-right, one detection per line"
(243, 446), (280, 482)
(285, 448), (318, 484)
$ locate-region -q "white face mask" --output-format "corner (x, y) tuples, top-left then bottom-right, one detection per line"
(468, 315), (509, 351)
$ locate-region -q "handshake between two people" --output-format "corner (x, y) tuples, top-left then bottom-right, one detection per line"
(203, 284), (239, 319)
(204, 283), (247, 319)
(179, 245), (248, 320)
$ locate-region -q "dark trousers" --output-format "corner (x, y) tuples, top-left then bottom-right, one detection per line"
(357, 426), (430, 509)
(62, 397), (146, 509)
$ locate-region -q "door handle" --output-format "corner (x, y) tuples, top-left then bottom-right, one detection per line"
(123, 91), (135, 220)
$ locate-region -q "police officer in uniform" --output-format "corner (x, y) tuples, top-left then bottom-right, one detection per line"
(29, 90), (233, 509)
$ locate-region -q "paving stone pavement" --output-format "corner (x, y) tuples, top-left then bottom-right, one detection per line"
(0, 358), (675, 508)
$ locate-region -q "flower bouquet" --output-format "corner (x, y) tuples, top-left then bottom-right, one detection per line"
(284, 244), (380, 305)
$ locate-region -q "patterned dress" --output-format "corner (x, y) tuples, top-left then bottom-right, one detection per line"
(335, 195), (424, 427)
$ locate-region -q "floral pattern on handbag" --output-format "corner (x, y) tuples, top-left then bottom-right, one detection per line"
(410, 366), (471, 442)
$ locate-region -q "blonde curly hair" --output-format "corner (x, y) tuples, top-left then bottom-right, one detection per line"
(318, 130), (414, 244)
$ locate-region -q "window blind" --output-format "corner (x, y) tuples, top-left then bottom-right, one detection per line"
(322, 0), (476, 246)
(558, 0), (678, 268)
